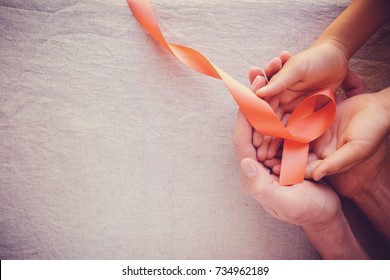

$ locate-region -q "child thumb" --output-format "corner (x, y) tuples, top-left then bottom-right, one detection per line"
(256, 67), (297, 98)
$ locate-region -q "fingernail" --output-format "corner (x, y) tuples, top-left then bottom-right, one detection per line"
(253, 75), (262, 84)
(252, 75), (265, 92)
(255, 86), (266, 96)
(315, 172), (326, 181)
(241, 159), (258, 178)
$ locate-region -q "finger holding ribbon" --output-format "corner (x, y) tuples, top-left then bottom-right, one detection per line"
(127, 0), (336, 185)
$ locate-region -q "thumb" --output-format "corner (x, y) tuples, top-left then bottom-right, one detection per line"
(240, 158), (274, 196)
(312, 141), (371, 180)
(341, 70), (368, 98)
(304, 153), (321, 179)
(256, 62), (301, 98)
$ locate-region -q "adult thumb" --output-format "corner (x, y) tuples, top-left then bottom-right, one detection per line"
(240, 158), (274, 196)
(312, 141), (371, 181)
(341, 70), (368, 98)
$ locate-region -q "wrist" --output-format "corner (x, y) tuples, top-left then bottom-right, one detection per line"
(313, 36), (351, 61)
(302, 209), (368, 259)
(314, 0), (390, 60)
(310, 39), (350, 83)
(350, 148), (390, 239)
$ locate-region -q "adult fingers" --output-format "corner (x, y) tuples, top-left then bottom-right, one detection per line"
(240, 158), (279, 203)
(312, 141), (373, 181)
(234, 110), (257, 192)
(234, 110), (256, 160)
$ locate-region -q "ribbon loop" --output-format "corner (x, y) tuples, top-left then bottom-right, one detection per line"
(127, 0), (336, 185)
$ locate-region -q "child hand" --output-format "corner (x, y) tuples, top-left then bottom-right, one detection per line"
(255, 42), (348, 112)
(248, 51), (291, 161)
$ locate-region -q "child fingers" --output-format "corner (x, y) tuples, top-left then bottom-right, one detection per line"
(267, 137), (283, 160)
(264, 158), (281, 175)
(265, 96), (280, 112)
(280, 51), (292, 65)
(253, 130), (263, 148)
(249, 66), (265, 85)
(257, 135), (272, 161)
(264, 57), (283, 80)
(252, 75), (268, 93)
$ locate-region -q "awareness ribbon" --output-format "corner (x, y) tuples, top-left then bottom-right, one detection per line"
(127, 0), (336, 185)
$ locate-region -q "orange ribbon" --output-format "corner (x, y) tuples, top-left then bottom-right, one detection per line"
(127, 0), (336, 185)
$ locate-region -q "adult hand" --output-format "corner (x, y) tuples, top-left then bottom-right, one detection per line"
(234, 110), (340, 228)
(309, 86), (390, 239)
(234, 110), (368, 259)
(308, 89), (390, 183)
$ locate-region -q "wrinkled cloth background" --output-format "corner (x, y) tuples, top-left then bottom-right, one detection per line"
(1, 0), (389, 259)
